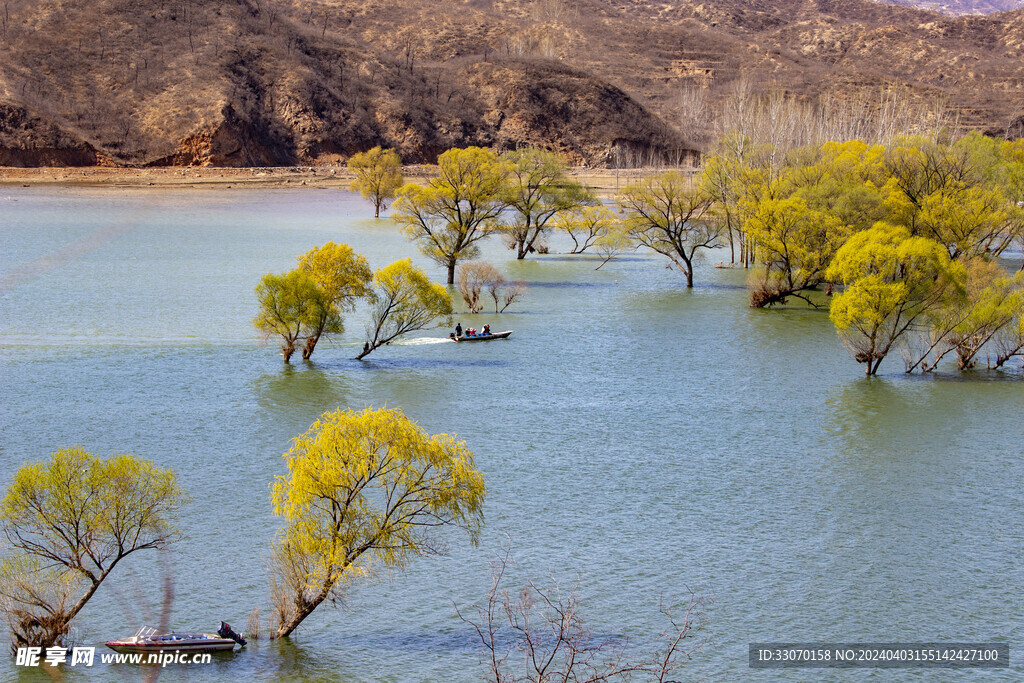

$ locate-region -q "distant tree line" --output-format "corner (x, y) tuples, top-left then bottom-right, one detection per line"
(347, 128), (1024, 376)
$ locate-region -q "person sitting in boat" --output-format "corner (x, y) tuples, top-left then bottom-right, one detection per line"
(468, 328), (476, 336)
(455, 323), (463, 337)
(482, 324), (491, 335)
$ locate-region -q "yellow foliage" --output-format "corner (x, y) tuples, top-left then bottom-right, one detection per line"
(360, 258), (453, 358)
(296, 241), (373, 310)
(268, 407), (484, 638)
(825, 222), (965, 374)
(393, 147), (510, 282)
(348, 147), (403, 217)
(0, 447), (184, 646)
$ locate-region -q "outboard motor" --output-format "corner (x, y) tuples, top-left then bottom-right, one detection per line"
(217, 621), (247, 647)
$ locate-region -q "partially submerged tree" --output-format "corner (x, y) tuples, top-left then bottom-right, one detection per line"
(502, 148), (590, 259)
(945, 262), (1024, 369)
(0, 447), (184, 648)
(456, 544), (708, 683)
(827, 223), (966, 375)
(254, 270), (324, 362)
(553, 204), (619, 254)
(296, 242), (373, 359)
(393, 147), (510, 284)
(357, 258), (453, 359)
(620, 172), (717, 287)
(487, 277), (527, 314)
(255, 243), (373, 362)
(744, 195), (850, 307)
(268, 407), (485, 639)
(348, 146), (404, 218)
(456, 261), (502, 314)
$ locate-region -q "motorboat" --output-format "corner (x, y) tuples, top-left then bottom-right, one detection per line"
(451, 330), (513, 342)
(105, 625), (242, 654)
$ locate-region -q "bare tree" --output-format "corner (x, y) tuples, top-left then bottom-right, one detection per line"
(455, 543), (709, 683)
(458, 261), (502, 314)
(488, 278), (527, 313)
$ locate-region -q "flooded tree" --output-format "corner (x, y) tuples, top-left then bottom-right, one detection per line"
(502, 148), (590, 259)
(0, 448), (184, 648)
(348, 147), (404, 218)
(254, 270), (329, 362)
(827, 223), (965, 375)
(254, 243), (373, 362)
(456, 260), (501, 313)
(357, 258), (452, 359)
(268, 407), (484, 639)
(620, 172), (717, 288)
(296, 242), (373, 359)
(393, 147), (510, 284)
(456, 543), (708, 683)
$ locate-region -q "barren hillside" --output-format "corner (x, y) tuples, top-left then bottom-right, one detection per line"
(0, 0), (1021, 167)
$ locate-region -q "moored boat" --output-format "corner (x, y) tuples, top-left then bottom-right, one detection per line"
(105, 625), (239, 654)
(453, 330), (512, 342)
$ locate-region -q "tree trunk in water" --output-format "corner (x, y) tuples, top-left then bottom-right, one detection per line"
(446, 261), (456, 285)
(273, 598), (322, 640)
(301, 335), (319, 360)
(282, 343), (295, 363)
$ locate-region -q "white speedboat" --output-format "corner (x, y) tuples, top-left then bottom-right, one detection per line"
(105, 625), (239, 654)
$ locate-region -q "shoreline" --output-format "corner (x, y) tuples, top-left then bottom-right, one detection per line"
(0, 166), (689, 197)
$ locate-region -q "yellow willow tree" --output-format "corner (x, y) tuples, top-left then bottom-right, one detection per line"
(826, 223), (966, 376)
(296, 242), (373, 360)
(357, 258), (452, 359)
(268, 407), (485, 639)
(393, 147), (510, 284)
(944, 261), (1024, 370)
(348, 147), (404, 218)
(743, 195), (849, 307)
(254, 270), (330, 363)
(620, 171), (717, 288)
(553, 204), (619, 254)
(501, 147), (590, 259)
(0, 448), (185, 648)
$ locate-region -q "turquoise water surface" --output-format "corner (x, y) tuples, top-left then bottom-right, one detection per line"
(1, 187), (1022, 681)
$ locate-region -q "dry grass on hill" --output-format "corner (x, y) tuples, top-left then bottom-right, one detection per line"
(0, 0), (1021, 168)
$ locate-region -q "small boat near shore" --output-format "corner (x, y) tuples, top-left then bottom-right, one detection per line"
(452, 330), (512, 342)
(105, 625), (242, 654)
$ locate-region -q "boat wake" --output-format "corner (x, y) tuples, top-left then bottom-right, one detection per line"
(394, 336), (452, 346)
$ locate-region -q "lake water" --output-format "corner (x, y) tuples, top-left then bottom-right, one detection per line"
(1, 187), (1022, 682)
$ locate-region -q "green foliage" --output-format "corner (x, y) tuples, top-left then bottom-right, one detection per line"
(358, 258), (453, 359)
(0, 448), (184, 647)
(501, 148), (591, 259)
(268, 407), (485, 639)
(255, 242), (373, 361)
(348, 147), (404, 218)
(592, 223), (632, 270)
(254, 270), (332, 362)
(393, 147), (511, 283)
